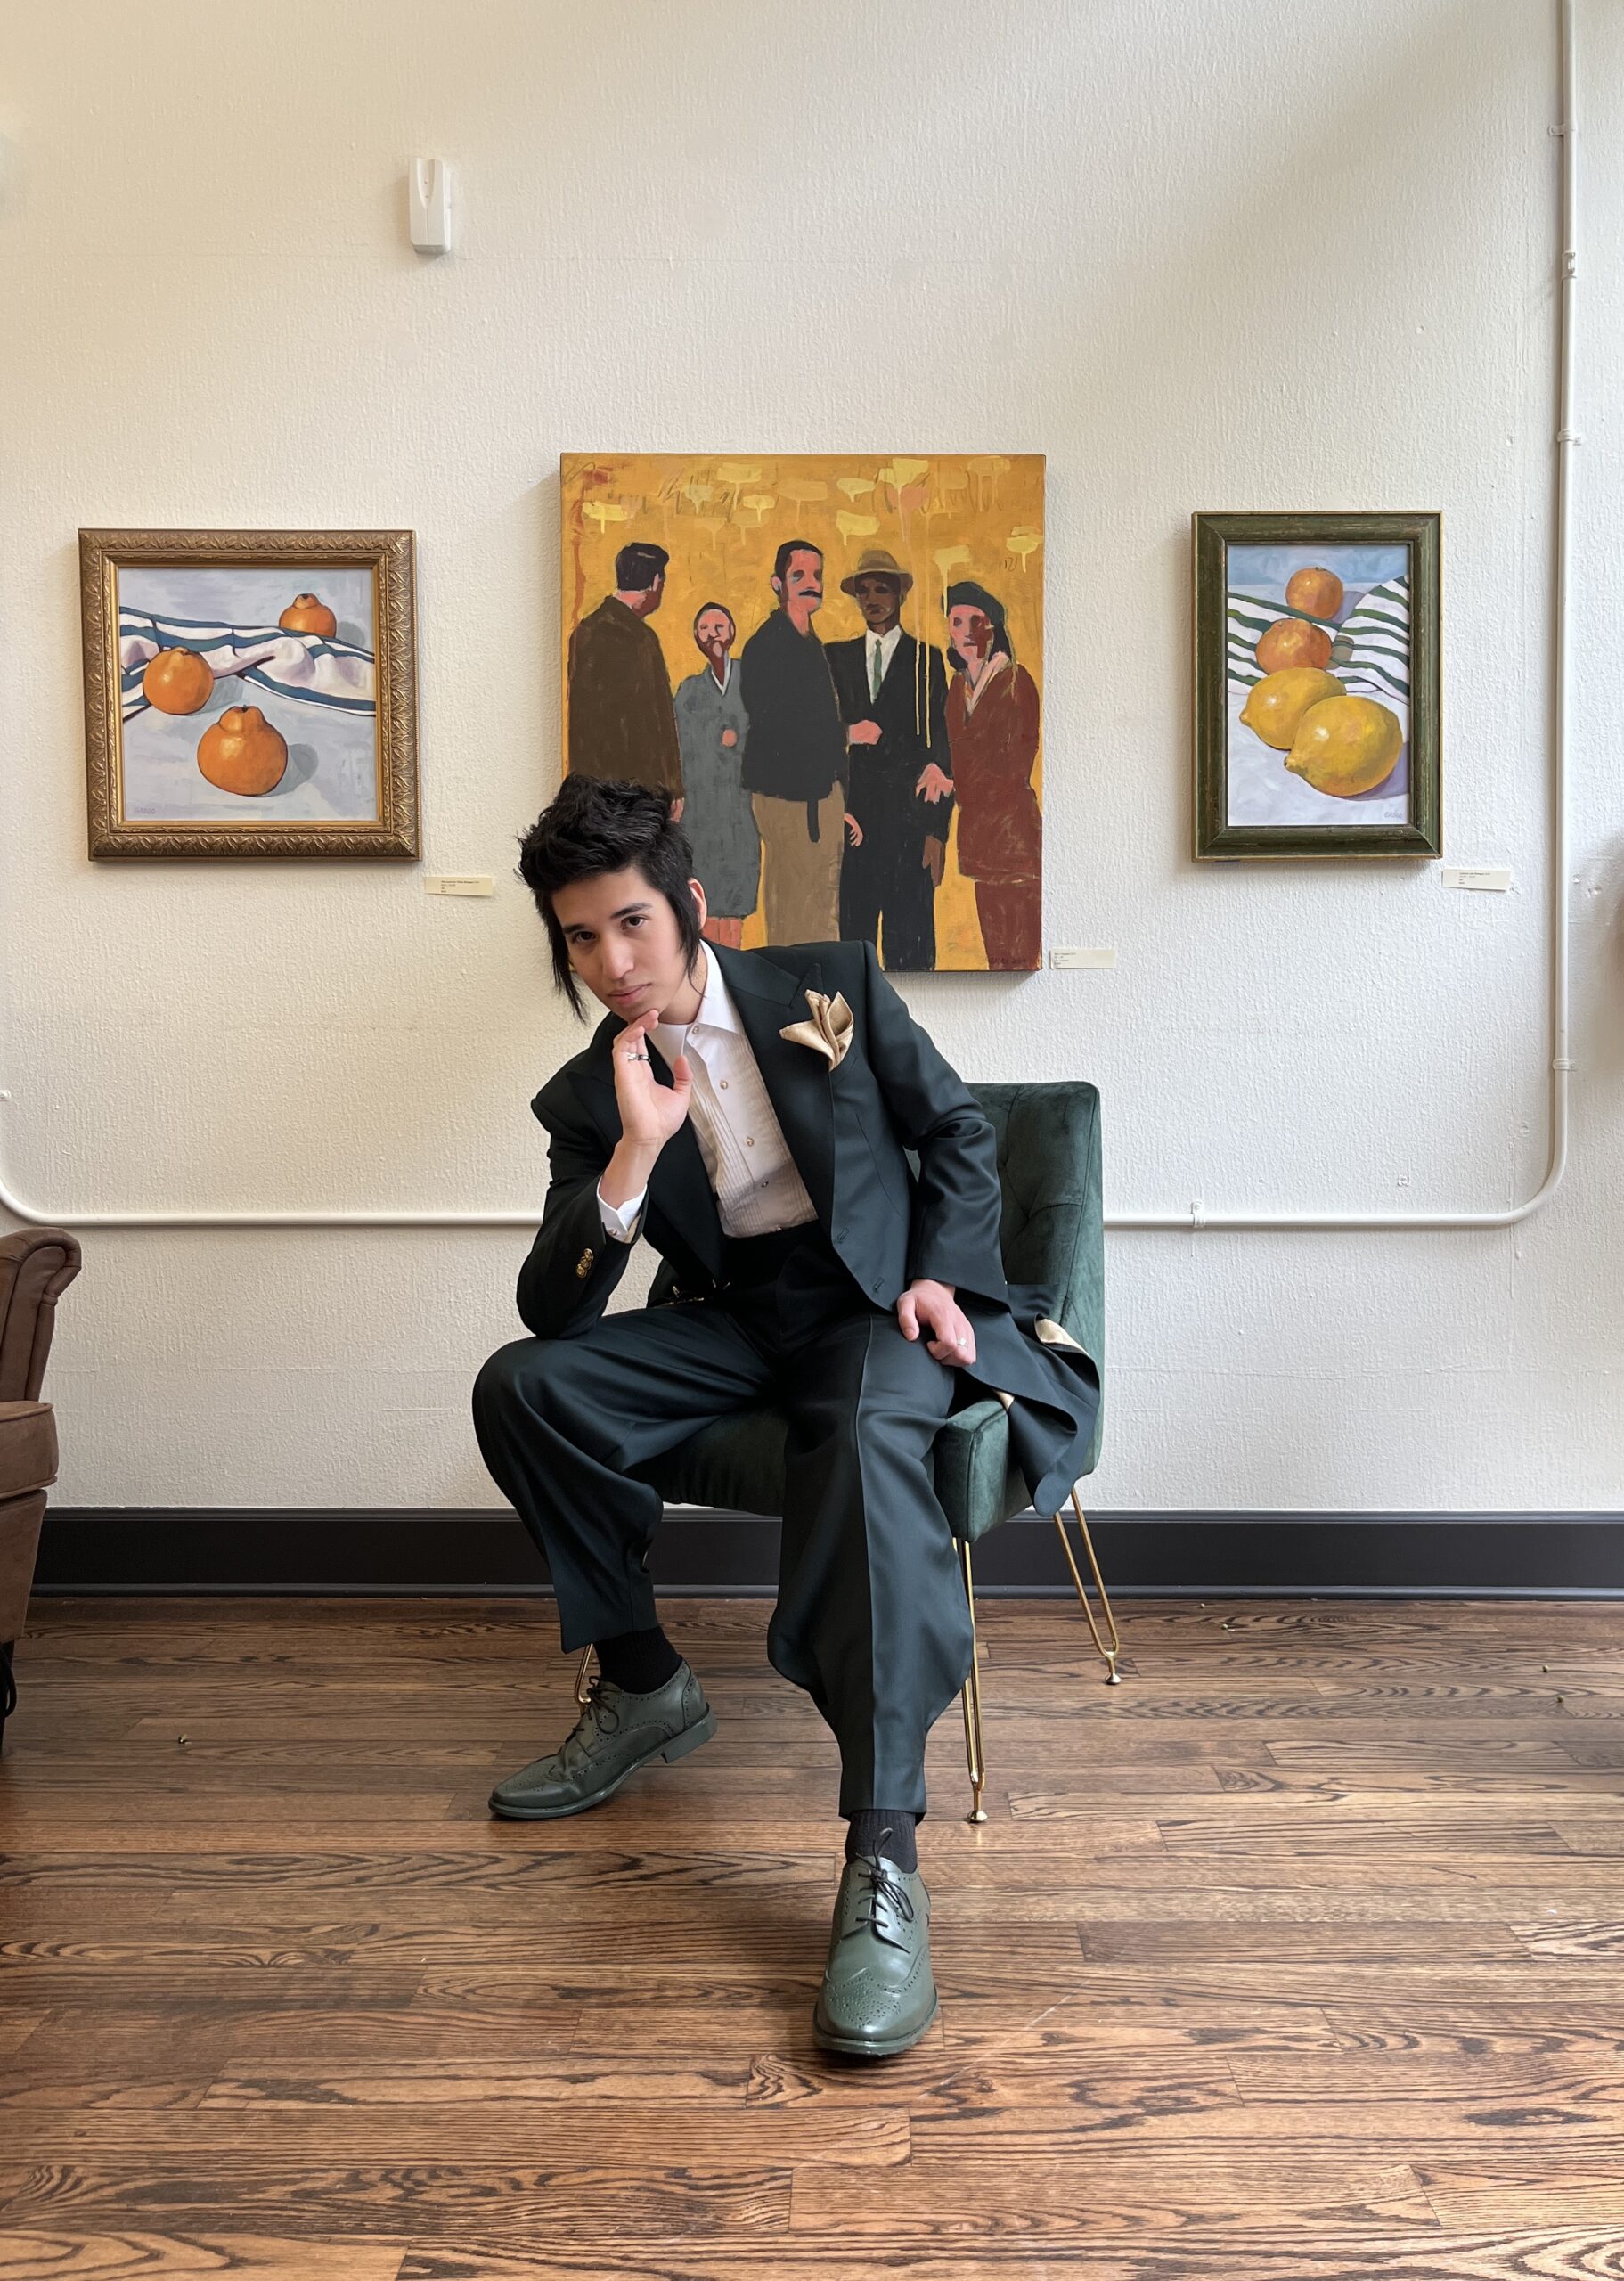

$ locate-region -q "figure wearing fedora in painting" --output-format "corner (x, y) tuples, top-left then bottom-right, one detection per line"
(471, 776), (1099, 2057)
(827, 549), (952, 972)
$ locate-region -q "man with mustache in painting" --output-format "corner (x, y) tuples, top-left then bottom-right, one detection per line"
(827, 547), (952, 972)
(737, 539), (869, 944)
(673, 601), (758, 952)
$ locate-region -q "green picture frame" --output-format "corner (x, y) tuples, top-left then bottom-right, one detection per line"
(1193, 511), (1440, 860)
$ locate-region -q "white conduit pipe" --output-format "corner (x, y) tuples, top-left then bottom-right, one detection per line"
(0, 0), (1579, 1240)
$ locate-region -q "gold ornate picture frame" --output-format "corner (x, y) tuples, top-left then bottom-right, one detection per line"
(79, 527), (420, 858)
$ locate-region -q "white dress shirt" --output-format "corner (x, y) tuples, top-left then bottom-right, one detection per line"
(597, 943), (818, 1244)
(866, 623), (902, 697)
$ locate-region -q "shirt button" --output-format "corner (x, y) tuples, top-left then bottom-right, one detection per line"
(719, 1080), (729, 1090)
(746, 1136), (755, 1147)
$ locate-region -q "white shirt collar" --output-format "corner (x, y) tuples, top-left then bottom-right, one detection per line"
(651, 941), (739, 1061)
(868, 624), (902, 670)
(710, 655), (733, 694)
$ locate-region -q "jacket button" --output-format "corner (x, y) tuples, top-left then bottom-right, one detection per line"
(575, 1247), (595, 1279)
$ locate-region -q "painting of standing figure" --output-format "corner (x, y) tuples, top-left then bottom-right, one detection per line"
(560, 454), (1045, 970)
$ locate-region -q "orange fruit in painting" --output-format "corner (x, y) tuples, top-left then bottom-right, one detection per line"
(279, 593), (337, 638)
(1285, 565), (1344, 619)
(1255, 616), (1334, 673)
(197, 705), (289, 796)
(142, 647), (215, 715)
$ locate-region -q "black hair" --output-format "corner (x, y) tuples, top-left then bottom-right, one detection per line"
(943, 577), (1015, 672)
(771, 537), (822, 589)
(614, 541), (670, 593)
(515, 776), (702, 1019)
(692, 599), (735, 633)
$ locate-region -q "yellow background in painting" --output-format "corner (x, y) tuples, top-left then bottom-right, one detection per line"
(560, 453), (1044, 972)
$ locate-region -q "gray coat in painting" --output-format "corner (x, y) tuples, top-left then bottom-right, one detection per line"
(673, 658), (761, 920)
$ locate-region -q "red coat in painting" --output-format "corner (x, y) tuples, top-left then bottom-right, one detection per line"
(944, 655), (1041, 969)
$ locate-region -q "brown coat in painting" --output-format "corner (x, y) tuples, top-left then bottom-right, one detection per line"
(567, 594), (683, 796)
(945, 656), (1041, 881)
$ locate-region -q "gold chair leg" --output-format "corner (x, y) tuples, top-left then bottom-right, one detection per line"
(1052, 1488), (1123, 1684)
(959, 1535), (989, 1823)
(574, 1642), (598, 1705)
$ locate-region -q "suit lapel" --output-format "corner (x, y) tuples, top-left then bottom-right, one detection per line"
(575, 1024), (724, 1281)
(712, 944), (836, 1230)
(575, 946), (840, 1271)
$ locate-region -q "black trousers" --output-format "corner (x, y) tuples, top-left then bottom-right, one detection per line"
(839, 776), (937, 972)
(471, 1222), (975, 1817)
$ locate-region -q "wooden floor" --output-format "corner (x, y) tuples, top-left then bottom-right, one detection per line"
(3, 1595), (1624, 2277)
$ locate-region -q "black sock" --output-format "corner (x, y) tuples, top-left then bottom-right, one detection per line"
(592, 1623), (682, 1695)
(845, 1808), (919, 1874)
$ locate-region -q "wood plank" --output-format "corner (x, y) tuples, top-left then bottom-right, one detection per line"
(13, 1593), (1624, 2273)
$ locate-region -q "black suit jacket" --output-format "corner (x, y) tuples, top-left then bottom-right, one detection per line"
(827, 631), (953, 842)
(518, 939), (1098, 1516)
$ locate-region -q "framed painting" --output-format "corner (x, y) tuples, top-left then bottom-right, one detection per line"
(79, 527), (420, 857)
(1193, 511), (1440, 860)
(560, 453), (1045, 971)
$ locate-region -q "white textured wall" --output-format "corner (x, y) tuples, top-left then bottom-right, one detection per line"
(3, 0), (1620, 1517)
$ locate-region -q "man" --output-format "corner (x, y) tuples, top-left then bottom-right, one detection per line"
(827, 547), (952, 971)
(567, 540), (684, 809)
(673, 602), (757, 950)
(738, 539), (870, 943)
(472, 777), (1100, 2060)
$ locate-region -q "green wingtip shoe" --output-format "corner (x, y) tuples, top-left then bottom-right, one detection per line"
(812, 1844), (938, 2058)
(488, 1659), (716, 1819)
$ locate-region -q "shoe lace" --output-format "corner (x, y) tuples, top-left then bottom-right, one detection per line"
(557, 1672), (622, 1771)
(843, 1839), (916, 1947)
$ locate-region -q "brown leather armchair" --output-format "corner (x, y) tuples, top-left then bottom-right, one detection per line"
(0, 1228), (81, 1746)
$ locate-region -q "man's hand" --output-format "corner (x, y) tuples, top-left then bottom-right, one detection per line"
(896, 1278), (975, 1367)
(922, 835), (944, 888)
(721, 728), (737, 748)
(916, 762), (953, 804)
(845, 811), (864, 846)
(847, 719), (882, 747)
(611, 1010), (691, 1153)
(670, 797), (685, 822)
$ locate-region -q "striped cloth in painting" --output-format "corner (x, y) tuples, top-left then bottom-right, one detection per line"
(118, 609), (376, 723)
(1227, 575), (1410, 700)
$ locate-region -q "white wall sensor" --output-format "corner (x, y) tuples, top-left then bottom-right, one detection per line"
(409, 159), (453, 255)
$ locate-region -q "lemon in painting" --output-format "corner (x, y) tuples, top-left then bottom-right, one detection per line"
(1255, 616), (1333, 672)
(1284, 696), (1403, 797)
(1239, 667), (1345, 751)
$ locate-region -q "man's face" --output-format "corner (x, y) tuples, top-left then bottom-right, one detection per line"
(773, 548), (823, 614)
(853, 574), (902, 634)
(694, 607), (733, 666)
(551, 865), (705, 1020)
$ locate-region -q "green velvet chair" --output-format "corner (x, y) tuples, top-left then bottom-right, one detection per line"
(577, 1081), (1115, 1824)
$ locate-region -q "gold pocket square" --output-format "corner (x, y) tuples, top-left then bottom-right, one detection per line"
(779, 987), (854, 1069)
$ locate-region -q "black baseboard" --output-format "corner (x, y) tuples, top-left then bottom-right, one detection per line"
(29, 1508), (1624, 1597)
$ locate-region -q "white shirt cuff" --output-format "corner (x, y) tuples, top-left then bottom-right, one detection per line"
(597, 1180), (648, 1243)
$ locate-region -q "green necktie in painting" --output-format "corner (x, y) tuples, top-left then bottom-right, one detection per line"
(870, 639), (883, 699)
